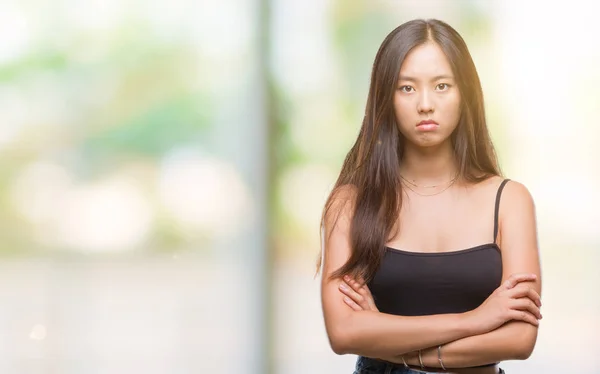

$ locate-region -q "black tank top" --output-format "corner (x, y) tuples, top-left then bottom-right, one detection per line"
(368, 179), (510, 316)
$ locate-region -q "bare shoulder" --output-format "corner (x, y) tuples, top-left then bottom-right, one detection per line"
(479, 175), (508, 191)
(323, 184), (358, 228)
(471, 176), (533, 201)
(500, 179), (536, 214)
(465, 175), (508, 202)
(502, 179), (534, 199)
(496, 178), (538, 253)
(321, 184), (358, 281)
(329, 184), (358, 204)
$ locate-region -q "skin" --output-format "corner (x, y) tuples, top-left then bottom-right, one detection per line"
(395, 42), (461, 155)
(321, 42), (543, 373)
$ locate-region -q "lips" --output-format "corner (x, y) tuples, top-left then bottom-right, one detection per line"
(416, 120), (439, 132)
(417, 120), (439, 127)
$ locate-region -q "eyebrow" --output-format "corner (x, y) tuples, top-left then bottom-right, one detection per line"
(398, 75), (454, 82)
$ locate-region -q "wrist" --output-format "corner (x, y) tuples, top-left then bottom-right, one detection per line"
(405, 351), (419, 366)
(459, 310), (480, 336)
(422, 347), (438, 368)
(406, 348), (436, 368)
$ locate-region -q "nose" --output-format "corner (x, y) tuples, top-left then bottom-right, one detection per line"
(417, 90), (434, 114)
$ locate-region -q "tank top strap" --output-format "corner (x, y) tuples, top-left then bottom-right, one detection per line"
(493, 179), (511, 243)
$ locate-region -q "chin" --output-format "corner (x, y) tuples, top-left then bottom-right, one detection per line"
(408, 135), (450, 149)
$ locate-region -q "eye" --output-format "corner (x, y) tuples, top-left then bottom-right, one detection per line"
(399, 85), (415, 93)
(436, 83), (450, 91)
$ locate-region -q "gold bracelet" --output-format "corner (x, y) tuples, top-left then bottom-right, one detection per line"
(418, 350), (425, 369)
(438, 345), (447, 370)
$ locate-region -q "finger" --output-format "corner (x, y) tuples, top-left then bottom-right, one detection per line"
(508, 285), (542, 307)
(527, 288), (542, 308)
(511, 297), (542, 319)
(357, 276), (367, 285)
(357, 285), (379, 311)
(356, 284), (371, 298)
(343, 296), (363, 311)
(503, 273), (537, 289)
(347, 276), (365, 292)
(344, 276), (371, 298)
(358, 283), (371, 295)
(506, 283), (529, 297)
(343, 277), (377, 311)
(511, 286), (542, 307)
(339, 282), (364, 304)
(510, 309), (539, 326)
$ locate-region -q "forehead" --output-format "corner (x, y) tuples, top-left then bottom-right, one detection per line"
(398, 42), (454, 79)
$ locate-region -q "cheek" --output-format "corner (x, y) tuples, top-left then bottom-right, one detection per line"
(393, 97), (412, 123)
(444, 95), (462, 122)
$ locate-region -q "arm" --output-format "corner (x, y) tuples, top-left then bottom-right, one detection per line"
(404, 181), (542, 367)
(407, 321), (536, 368)
(321, 186), (480, 357)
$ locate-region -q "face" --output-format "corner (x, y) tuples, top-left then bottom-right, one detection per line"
(393, 42), (461, 149)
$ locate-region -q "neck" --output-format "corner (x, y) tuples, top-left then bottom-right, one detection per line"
(400, 142), (458, 184)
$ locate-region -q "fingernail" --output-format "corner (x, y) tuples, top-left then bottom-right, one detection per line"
(339, 284), (346, 290)
(344, 275), (350, 281)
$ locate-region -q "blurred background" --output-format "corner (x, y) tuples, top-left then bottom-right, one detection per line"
(0, 0), (598, 373)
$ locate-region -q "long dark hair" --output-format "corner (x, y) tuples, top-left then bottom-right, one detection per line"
(317, 19), (501, 281)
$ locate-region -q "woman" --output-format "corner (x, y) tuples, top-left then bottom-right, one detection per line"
(318, 19), (542, 374)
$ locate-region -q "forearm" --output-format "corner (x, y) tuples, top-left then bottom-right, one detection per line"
(330, 310), (477, 357)
(404, 321), (538, 368)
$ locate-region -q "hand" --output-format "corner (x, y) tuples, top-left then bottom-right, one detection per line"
(467, 273), (542, 334)
(338, 275), (379, 312)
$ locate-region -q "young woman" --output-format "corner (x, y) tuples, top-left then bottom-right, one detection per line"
(318, 19), (542, 374)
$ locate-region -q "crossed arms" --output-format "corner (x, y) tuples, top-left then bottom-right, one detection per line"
(320, 182), (542, 368)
